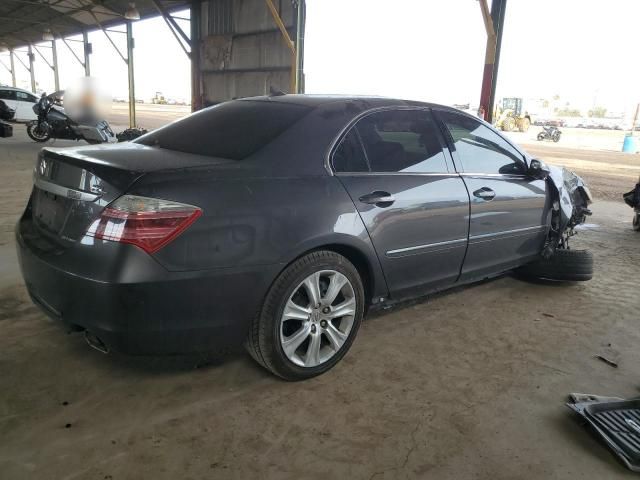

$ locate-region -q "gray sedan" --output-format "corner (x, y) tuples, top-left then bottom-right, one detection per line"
(16, 95), (592, 380)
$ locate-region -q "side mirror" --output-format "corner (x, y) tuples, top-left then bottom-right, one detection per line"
(528, 158), (550, 180)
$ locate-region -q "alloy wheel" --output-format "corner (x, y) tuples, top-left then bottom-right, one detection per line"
(279, 269), (356, 368)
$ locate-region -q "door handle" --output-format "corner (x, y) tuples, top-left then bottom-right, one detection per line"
(359, 191), (396, 207)
(473, 187), (496, 201)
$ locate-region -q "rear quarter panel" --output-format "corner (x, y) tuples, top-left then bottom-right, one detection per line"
(128, 171), (389, 299)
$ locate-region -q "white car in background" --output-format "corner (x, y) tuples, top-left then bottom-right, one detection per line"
(0, 86), (38, 121)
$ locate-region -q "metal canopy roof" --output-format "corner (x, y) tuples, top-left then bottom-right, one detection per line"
(0, 0), (191, 49)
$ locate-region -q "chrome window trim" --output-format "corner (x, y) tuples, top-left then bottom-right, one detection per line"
(459, 173), (529, 179)
(324, 105), (452, 176)
(386, 237), (467, 257)
(386, 225), (546, 257)
(334, 171), (461, 178)
(469, 225), (546, 242)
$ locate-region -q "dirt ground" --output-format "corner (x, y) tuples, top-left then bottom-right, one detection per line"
(1, 128), (640, 479)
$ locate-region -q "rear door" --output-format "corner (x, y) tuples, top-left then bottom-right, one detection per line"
(435, 109), (550, 281)
(333, 108), (470, 298)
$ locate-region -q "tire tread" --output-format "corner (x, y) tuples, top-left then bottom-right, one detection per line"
(519, 249), (593, 281)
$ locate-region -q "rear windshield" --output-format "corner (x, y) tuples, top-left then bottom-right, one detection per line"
(136, 100), (311, 160)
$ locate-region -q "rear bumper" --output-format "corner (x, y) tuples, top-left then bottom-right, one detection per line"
(16, 217), (281, 355)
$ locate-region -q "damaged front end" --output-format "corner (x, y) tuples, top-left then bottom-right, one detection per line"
(622, 175), (640, 231)
(543, 165), (593, 257)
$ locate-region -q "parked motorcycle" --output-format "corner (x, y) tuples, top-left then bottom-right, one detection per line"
(623, 176), (640, 231)
(537, 125), (562, 142)
(26, 91), (116, 144)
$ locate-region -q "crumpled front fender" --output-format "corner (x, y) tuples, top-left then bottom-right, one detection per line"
(547, 165), (592, 232)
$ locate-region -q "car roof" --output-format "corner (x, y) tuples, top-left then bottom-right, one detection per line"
(0, 85), (35, 94)
(238, 93), (455, 111)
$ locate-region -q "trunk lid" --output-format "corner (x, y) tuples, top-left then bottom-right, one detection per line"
(30, 143), (231, 245)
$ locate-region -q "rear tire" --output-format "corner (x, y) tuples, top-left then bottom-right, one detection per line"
(246, 250), (365, 381)
(519, 249), (593, 281)
(633, 213), (640, 231)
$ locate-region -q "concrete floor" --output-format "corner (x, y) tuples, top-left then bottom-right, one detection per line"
(1, 128), (640, 479)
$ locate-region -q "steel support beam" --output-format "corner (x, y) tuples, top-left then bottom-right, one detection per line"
(33, 43), (60, 92)
(478, 0), (506, 123)
(52, 40), (59, 91)
(0, 59), (11, 75)
(126, 21), (136, 128)
(488, 0), (507, 123)
(150, 0), (191, 58)
(265, 0), (296, 93)
(62, 37), (87, 71)
(294, 0), (305, 93)
(9, 50), (16, 86)
(190, 0), (202, 112)
(27, 44), (35, 92)
(82, 30), (91, 76)
(89, 10), (128, 63)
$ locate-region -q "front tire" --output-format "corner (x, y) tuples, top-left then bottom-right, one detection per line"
(519, 249), (593, 281)
(502, 117), (515, 132)
(537, 133), (545, 141)
(246, 251), (365, 380)
(26, 122), (51, 142)
(633, 213), (640, 231)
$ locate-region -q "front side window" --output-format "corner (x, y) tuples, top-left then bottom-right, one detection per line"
(438, 110), (525, 175)
(354, 109), (448, 173)
(16, 91), (32, 101)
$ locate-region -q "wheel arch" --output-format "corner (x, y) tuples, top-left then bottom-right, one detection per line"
(275, 236), (389, 308)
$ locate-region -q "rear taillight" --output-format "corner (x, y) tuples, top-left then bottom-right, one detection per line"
(86, 195), (202, 253)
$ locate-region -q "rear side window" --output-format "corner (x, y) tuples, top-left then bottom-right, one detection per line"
(136, 100), (311, 160)
(0, 90), (16, 100)
(355, 109), (448, 173)
(438, 110), (525, 175)
(332, 129), (369, 172)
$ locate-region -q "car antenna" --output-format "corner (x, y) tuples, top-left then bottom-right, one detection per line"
(268, 86), (287, 97)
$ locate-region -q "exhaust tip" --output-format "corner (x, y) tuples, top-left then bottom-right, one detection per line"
(84, 331), (109, 354)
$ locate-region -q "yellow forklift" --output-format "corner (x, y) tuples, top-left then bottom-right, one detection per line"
(494, 97), (533, 132)
(151, 91), (167, 105)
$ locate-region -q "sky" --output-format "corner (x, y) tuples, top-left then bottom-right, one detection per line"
(1, 0), (639, 115)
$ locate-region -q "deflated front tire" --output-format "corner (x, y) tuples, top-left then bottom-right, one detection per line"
(518, 249), (594, 282)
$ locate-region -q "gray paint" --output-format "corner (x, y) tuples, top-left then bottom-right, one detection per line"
(17, 95), (559, 355)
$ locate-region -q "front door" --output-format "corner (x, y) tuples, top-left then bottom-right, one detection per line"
(332, 108), (470, 298)
(435, 109), (550, 281)
(15, 90), (38, 121)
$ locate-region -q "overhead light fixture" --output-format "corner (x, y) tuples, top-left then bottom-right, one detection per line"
(124, 2), (140, 20)
(42, 29), (54, 41)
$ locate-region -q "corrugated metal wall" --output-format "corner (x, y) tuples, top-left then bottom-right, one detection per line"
(195, 0), (298, 105)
